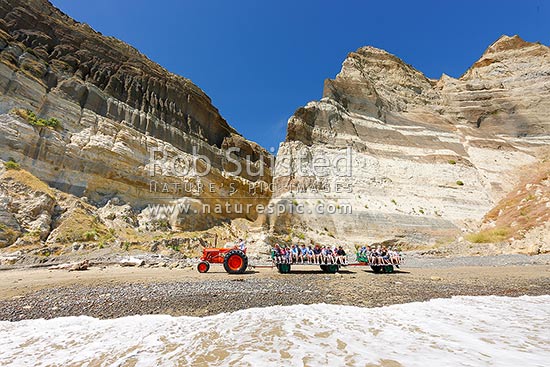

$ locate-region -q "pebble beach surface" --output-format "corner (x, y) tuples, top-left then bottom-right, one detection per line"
(0, 254), (548, 321)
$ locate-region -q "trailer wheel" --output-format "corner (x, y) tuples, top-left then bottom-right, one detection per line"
(371, 265), (382, 273)
(223, 250), (248, 274)
(320, 264), (339, 273)
(197, 261), (210, 273)
(277, 263), (291, 274)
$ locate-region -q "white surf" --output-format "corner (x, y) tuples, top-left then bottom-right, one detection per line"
(0, 295), (548, 367)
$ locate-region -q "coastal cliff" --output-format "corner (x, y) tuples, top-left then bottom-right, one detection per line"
(272, 35), (549, 247)
(0, 1), (547, 260)
(0, 0), (272, 254)
(0, 0), (271, 242)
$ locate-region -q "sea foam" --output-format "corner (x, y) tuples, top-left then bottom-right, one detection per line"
(0, 295), (548, 366)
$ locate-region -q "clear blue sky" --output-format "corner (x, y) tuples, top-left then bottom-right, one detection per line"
(51, 0), (548, 150)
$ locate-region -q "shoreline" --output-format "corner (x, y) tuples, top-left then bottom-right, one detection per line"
(0, 254), (548, 322)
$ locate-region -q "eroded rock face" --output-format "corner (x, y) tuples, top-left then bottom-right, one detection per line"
(272, 35), (550, 245)
(0, 168), (56, 246)
(0, 0), (238, 149)
(0, 0), (271, 228)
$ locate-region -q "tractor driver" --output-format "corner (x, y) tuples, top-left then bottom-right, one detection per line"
(237, 238), (246, 251)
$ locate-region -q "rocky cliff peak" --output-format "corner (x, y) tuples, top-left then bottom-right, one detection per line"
(484, 34), (536, 54)
(337, 45), (432, 86)
(322, 45), (437, 119)
(461, 35), (549, 82)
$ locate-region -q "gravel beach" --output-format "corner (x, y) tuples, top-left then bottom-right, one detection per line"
(0, 254), (549, 321)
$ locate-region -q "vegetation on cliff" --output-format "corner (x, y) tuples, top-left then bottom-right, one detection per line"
(11, 109), (60, 129)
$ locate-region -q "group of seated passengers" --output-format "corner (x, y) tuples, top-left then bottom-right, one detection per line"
(358, 245), (401, 265)
(272, 243), (347, 265)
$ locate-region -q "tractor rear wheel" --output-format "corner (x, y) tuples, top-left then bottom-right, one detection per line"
(223, 250), (248, 274)
(197, 261), (210, 273)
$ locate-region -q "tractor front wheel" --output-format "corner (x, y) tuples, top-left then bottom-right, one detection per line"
(223, 250), (248, 274)
(197, 261), (210, 273)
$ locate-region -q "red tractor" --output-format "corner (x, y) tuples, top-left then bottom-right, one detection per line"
(197, 247), (248, 274)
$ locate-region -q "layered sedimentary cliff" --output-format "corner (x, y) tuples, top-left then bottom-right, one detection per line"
(0, 0), (547, 256)
(272, 35), (550, 245)
(0, 0), (271, 241)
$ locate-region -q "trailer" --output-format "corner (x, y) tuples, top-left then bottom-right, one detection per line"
(271, 251), (402, 274)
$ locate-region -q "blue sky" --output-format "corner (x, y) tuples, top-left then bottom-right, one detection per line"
(51, 0), (548, 150)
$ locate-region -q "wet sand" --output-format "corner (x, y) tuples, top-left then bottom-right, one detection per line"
(0, 256), (548, 321)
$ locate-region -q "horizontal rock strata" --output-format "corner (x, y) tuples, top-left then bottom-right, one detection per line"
(272, 35), (550, 244)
